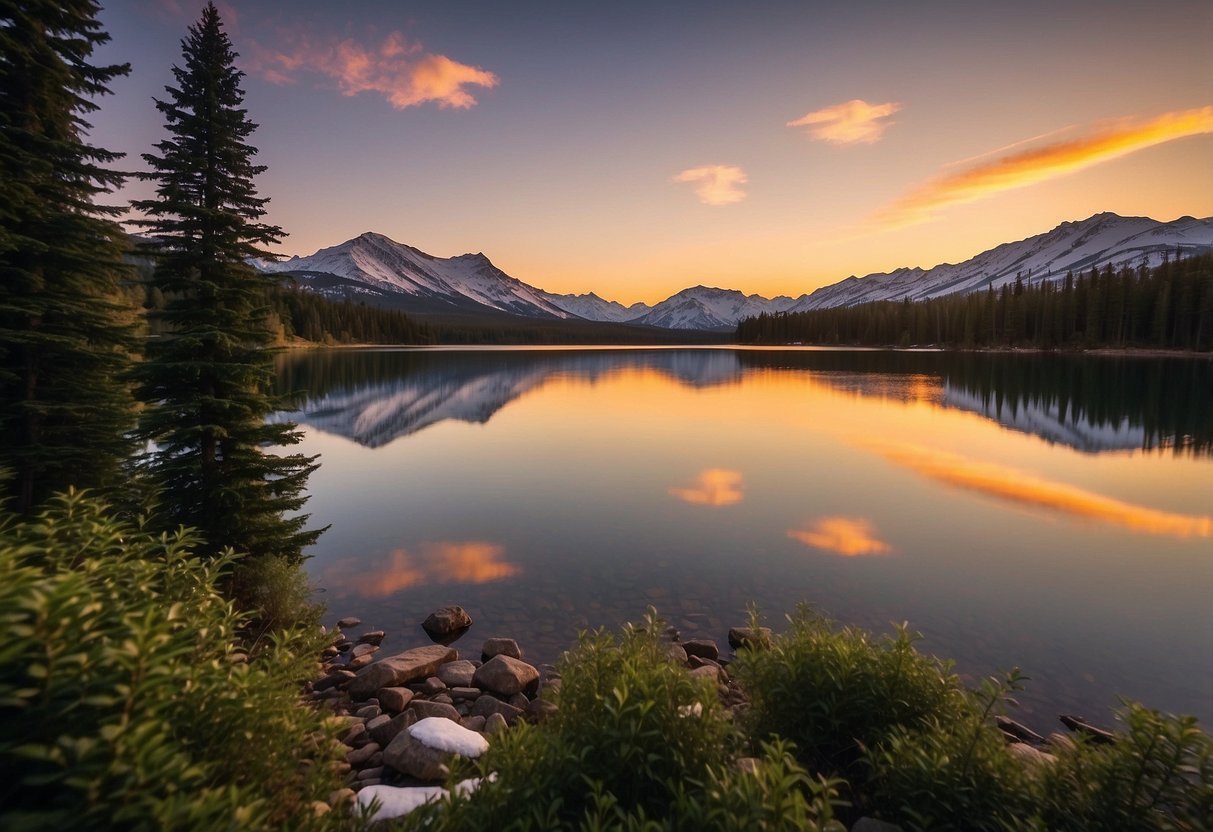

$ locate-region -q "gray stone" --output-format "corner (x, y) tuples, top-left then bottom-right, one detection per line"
(365, 714), (391, 739)
(727, 626), (773, 650)
(382, 731), (452, 781)
(430, 693), (454, 706)
(460, 715), (486, 732)
(473, 654), (539, 696)
(507, 693), (530, 710)
(437, 660), (477, 688)
(407, 700), (461, 722)
(354, 704), (381, 720)
(481, 637), (522, 662)
(448, 687), (481, 701)
(357, 630), (386, 646)
(483, 712), (508, 735)
(418, 676), (447, 695)
(346, 742), (381, 767)
(681, 639), (719, 662)
(665, 643), (688, 665)
(379, 687), (414, 713)
(421, 606), (473, 639)
(348, 645), (457, 699)
(471, 695), (523, 724)
(370, 712), (415, 747)
(336, 617), (362, 630)
(351, 643), (379, 658)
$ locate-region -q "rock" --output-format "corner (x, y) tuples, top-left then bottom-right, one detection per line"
(379, 687), (414, 713)
(727, 626), (773, 650)
(996, 716), (1045, 745)
(681, 639), (719, 662)
(341, 722), (367, 747)
(483, 712), (508, 735)
(507, 693), (530, 710)
(346, 741), (381, 767)
(437, 660), (477, 688)
(688, 655), (721, 672)
(356, 783), (446, 821)
(336, 617), (362, 629)
(352, 643), (379, 658)
(431, 693), (454, 705)
(417, 676), (447, 695)
(365, 714), (391, 739)
(448, 686), (481, 701)
(851, 819), (904, 832)
(421, 606), (473, 640)
(1007, 741), (1057, 770)
(460, 715), (486, 731)
(370, 712), (415, 746)
(473, 654), (540, 696)
(688, 664), (721, 683)
(526, 699), (558, 723)
(383, 717), (488, 782)
(358, 630), (386, 646)
(481, 637), (522, 662)
(665, 643), (688, 664)
(407, 700), (462, 722)
(357, 766), (385, 781)
(348, 645), (457, 699)
(1060, 714), (1117, 745)
(334, 640), (353, 654)
(347, 654), (374, 670)
(354, 704), (382, 720)
(471, 695), (524, 724)
(313, 670), (355, 693)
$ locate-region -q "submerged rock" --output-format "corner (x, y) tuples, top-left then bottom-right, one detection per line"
(422, 606), (473, 641)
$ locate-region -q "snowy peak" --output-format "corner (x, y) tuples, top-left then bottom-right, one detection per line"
(630, 286), (802, 330)
(544, 291), (653, 323)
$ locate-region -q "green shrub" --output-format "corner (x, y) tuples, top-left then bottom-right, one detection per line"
(862, 670), (1040, 831)
(1037, 703), (1213, 831)
(730, 606), (966, 780)
(233, 552), (324, 636)
(0, 492), (350, 831)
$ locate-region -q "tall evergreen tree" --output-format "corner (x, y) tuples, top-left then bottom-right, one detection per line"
(0, 0), (138, 513)
(133, 3), (322, 563)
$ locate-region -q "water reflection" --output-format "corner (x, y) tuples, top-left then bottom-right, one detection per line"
(861, 439), (1213, 539)
(276, 348), (1213, 456)
(788, 516), (893, 556)
(323, 541), (520, 598)
(669, 468), (745, 506)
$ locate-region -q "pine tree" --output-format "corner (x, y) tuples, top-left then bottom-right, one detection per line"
(0, 0), (139, 514)
(133, 3), (322, 563)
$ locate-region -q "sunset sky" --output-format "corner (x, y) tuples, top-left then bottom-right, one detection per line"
(94, 1), (1213, 304)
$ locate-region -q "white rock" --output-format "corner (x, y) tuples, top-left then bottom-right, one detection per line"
(408, 716), (490, 757)
(356, 784), (445, 821)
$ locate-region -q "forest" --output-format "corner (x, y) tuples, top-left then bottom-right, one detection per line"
(737, 254), (1213, 351)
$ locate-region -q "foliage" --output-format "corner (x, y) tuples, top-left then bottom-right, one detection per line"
(738, 254), (1213, 352)
(1037, 703), (1213, 831)
(0, 492), (349, 831)
(131, 3), (322, 566)
(862, 670), (1039, 831)
(402, 610), (843, 830)
(731, 606), (966, 783)
(0, 0), (139, 514)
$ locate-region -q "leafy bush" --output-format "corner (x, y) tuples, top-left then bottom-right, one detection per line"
(1037, 703), (1213, 831)
(402, 611), (843, 830)
(0, 492), (350, 831)
(730, 606), (966, 780)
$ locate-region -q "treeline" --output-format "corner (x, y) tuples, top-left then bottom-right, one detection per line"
(266, 285), (432, 345)
(738, 254), (1213, 351)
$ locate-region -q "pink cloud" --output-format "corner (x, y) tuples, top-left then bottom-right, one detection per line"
(248, 29), (498, 110)
(788, 99), (902, 145)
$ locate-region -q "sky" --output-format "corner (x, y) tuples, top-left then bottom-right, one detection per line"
(93, 1), (1213, 304)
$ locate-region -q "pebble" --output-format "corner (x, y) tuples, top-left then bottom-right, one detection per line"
(336, 617), (361, 630)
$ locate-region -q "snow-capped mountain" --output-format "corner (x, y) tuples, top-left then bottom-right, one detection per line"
(627, 286), (802, 330)
(788, 213), (1213, 312)
(544, 291), (652, 323)
(259, 232), (575, 319)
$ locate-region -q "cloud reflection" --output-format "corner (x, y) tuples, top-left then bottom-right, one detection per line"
(669, 468), (745, 506)
(788, 517), (892, 556)
(325, 541), (520, 598)
(864, 440), (1213, 539)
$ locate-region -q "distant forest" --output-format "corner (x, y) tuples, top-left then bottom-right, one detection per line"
(737, 253), (1213, 352)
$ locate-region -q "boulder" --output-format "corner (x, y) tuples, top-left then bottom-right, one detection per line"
(483, 712), (508, 735)
(437, 660), (477, 688)
(383, 717), (489, 781)
(681, 639), (719, 662)
(421, 606), (473, 640)
(727, 626), (773, 650)
(416, 676), (446, 695)
(370, 712), (415, 747)
(665, 643), (688, 664)
(348, 645), (456, 699)
(473, 654), (539, 696)
(481, 637), (522, 662)
(379, 687), (414, 713)
(407, 700), (461, 722)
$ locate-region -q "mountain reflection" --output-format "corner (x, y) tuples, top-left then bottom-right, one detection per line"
(669, 468), (745, 506)
(861, 439), (1213, 539)
(323, 541), (520, 598)
(788, 517), (893, 556)
(276, 348), (1213, 455)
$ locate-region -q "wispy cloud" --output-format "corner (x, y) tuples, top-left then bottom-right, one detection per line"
(324, 541), (520, 598)
(862, 439), (1213, 539)
(672, 165), (748, 206)
(876, 106), (1213, 227)
(788, 99), (902, 145)
(248, 30), (499, 110)
(788, 516), (892, 556)
(669, 468), (745, 506)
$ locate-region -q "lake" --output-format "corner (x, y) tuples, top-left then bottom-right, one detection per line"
(276, 347), (1213, 731)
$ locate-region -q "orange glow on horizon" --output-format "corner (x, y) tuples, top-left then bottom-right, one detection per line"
(669, 468), (745, 506)
(788, 516), (892, 556)
(325, 541), (520, 598)
(862, 440), (1213, 539)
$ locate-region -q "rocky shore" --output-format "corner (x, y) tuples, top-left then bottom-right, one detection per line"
(305, 606), (1103, 826)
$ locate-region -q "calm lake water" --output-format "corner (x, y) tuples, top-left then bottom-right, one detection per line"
(275, 347), (1213, 730)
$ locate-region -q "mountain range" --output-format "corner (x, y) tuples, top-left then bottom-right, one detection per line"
(258, 213), (1213, 331)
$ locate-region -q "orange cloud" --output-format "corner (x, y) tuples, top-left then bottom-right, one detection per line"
(787, 99), (902, 144)
(672, 165), (748, 206)
(325, 541), (520, 598)
(669, 468), (745, 506)
(863, 440), (1213, 539)
(788, 517), (892, 556)
(249, 30), (498, 110)
(876, 106), (1213, 226)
